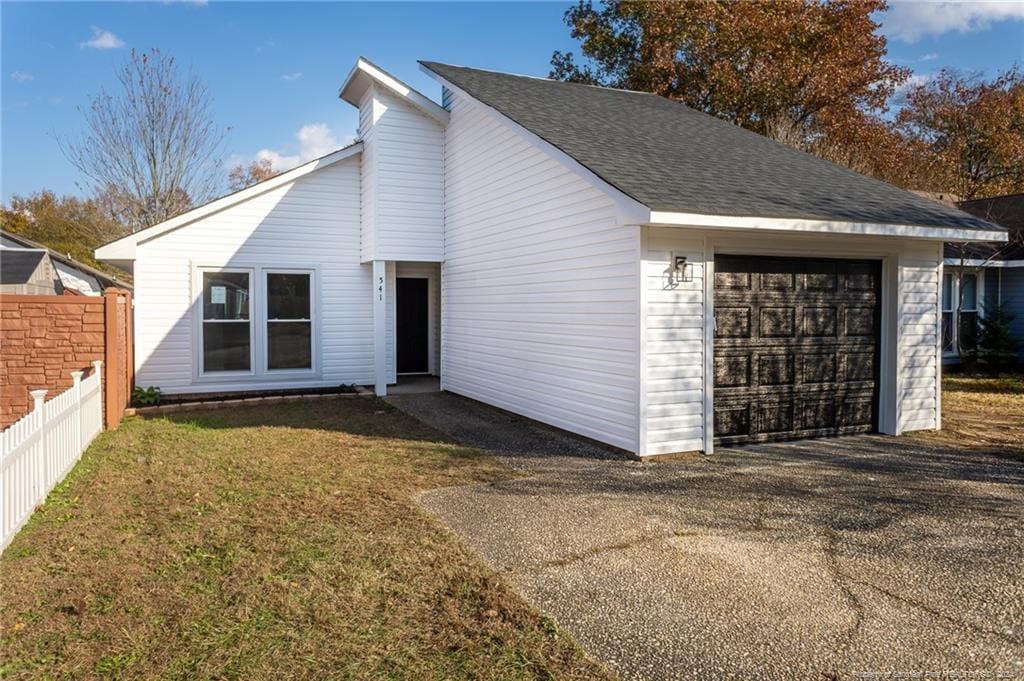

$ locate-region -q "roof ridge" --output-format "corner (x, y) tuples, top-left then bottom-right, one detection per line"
(419, 60), (663, 98)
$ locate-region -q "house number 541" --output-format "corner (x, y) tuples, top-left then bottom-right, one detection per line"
(378, 277), (384, 301)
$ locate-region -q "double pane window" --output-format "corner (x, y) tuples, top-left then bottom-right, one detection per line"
(942, 271), (980, 353)
(267, 272), (312, 370)
(200, 269), (314, 375)
(202, 271), (251, 372)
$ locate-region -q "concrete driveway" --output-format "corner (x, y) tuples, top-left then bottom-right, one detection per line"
(389, 393), (1024, 680)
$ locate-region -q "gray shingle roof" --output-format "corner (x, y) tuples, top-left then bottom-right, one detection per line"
(946, 194), (1024, 260)
(0, 249), (46, 285)
(421, 62), (1002, 234)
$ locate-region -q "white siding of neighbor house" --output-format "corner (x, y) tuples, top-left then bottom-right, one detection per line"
(133, 155), (376, 393)
(358, 85), (444, 263)
(898, 241), (942, 432)
(441, 88), (641, 452)
(641, 228), (943, 455)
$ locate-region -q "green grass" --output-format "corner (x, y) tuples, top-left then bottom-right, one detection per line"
(0, 398), (609, 680)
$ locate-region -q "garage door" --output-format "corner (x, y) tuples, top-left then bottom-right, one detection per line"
(713, 255), (881, 445)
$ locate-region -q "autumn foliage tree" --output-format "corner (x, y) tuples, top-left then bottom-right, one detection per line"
(0, 190), (129, 277)
(227, 157), (277, 192)
(551, 0), (909, 165)
(897, 67), (1024, 200)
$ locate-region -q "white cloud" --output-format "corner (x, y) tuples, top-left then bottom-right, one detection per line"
(893, 73), (933, 102)
(251, 123), (351, 172)
(281, 72), (303, 81)
(883, 1), (1024, 42)
(10, 71), (34, 83)
(79, 26), (125, 50)
(918, 52), (939, 61)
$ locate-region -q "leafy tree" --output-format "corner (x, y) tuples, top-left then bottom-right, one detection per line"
(1, 190), (130, 278)
(550, 0), (909, 161)
(897, 67), (1024, 200)
(228, 158), (277, 192)
(59, 48), (228, 232)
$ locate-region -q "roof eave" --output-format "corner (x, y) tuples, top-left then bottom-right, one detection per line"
(646, 211), (1009, 242)
(340, 57), (449, 126)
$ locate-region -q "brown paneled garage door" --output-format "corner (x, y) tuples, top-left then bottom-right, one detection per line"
(713, 255), (881, 445)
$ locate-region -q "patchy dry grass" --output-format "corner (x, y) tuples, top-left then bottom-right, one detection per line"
(0, 398), (609, 680)
(910, 375), (1024, 453)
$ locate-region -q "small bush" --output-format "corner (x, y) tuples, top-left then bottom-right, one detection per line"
(131, 385), (163, 407)
(972, 302), (1021, 375)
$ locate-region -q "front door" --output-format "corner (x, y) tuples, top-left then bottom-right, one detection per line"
(396, 277), (429, 374)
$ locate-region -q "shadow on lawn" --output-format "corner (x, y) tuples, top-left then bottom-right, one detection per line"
(156, 397), (453, 444)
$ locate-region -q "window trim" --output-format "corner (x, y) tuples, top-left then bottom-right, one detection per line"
(197, 267), (256, 377)
(941, 268), (985, 357)
(263, 268), (317, 375)
(192, 263), (321, 383)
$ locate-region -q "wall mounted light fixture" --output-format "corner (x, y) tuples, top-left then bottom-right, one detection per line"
(672, 253), (692, 282)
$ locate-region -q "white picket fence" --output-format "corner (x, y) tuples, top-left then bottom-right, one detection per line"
(1, 360), (104, 550)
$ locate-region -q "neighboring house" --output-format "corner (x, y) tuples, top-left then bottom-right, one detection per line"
(1, 230), (129, 296)
(942, 194), (1023, 364)
(96, 58), (1005, 456)
(0, 248), (62, 295)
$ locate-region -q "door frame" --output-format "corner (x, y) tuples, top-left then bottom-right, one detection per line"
(702, 235), (901, 454)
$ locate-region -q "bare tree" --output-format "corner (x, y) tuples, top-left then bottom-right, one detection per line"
(60, 49), (228, 232)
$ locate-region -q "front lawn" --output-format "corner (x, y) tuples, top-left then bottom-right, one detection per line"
(0, 399), (608, 680)
(911, 375), (1024, 452)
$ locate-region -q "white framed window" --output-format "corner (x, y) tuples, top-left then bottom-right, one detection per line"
(942, 270), (982, 354)
(265, 270), (314, 372)
(200, 269), (254, 374)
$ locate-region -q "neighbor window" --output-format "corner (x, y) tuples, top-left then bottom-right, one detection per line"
(942, 271), (980, 354)
(266, 272), (312, 370)
(202, 271), (251, 372)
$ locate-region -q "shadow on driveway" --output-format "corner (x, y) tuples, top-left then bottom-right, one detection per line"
(390, 392), (1024, 681)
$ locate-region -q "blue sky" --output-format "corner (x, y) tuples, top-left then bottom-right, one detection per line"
(2, 1), (1023, 203)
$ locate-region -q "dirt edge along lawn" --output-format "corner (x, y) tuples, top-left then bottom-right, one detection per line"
(0, 398), (611, 680)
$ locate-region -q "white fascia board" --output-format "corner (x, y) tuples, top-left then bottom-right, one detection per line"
(648, 211), (1009, 242)
(95, 143), (363, 262)
(340, 57), (449, 126)
(944, 258), (1024, 268)
(420, 65), (652, 226)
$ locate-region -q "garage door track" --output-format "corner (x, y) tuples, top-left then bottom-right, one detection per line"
(389, 392), (1024, 680)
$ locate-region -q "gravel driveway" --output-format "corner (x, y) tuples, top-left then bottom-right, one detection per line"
(389, 392), (1024, 680)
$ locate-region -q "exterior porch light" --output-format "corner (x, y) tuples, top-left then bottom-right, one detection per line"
(672, 254), (692, 282)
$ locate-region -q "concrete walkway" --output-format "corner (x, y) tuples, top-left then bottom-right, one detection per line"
(389, 392), (1024, 681)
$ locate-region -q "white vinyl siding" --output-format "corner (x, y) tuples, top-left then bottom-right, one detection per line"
(641, 227), (706, 455)
(358, 85), (444, 263)
(442, 88), (641, 452)
(358, 90), (377, 263)
(899, 241), (942, 432)
(133, 156), (372, 393)
(641, 229), (942, 455)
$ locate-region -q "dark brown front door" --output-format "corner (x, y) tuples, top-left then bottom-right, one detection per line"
(713, 255), (881, 445)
